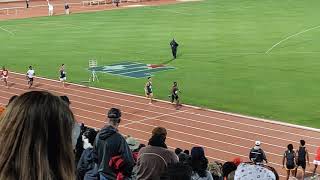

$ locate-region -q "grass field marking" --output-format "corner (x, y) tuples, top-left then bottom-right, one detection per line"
(6, 75), (320, 148)
(152, 7), (192, 15)
(9, 71), (320, 133)
(120, 109), (188, 127)
(0, 26), (14, 36)
(265, 25), (320, 54)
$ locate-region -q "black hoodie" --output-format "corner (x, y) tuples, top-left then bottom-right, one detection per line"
(94, 125), (134, 179)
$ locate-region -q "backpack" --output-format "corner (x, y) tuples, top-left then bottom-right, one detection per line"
(285, 150), (295, 167)
(250, 148), (263, 163)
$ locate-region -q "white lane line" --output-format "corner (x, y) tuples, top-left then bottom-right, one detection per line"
(8, 74), (320, 140)
(2, 79), (320, 148)
(0, 26), (14, 36)
(120, 110), (188, 127)
(265, 25), (320, 54)
(10, 71), (320, 133)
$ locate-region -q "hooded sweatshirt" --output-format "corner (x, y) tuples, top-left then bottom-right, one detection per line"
(249, 146), (267, 163)
(94, 125), (134, 179)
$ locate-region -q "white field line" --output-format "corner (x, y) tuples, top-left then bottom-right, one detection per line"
(8, 74), (320, 140)
(0, 90), (317, 157)
(0, 26), (14, 35)
(4, 79), (320, 148)
(265, 25), (320, 54)
(10, 71), (320, 133)
(152, 8), (192, 15)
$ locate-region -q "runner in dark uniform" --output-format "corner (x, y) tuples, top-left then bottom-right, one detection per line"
(295, 140), (309, 179)
(145, 77), (153, 104)
(59, 64), (66, 88)
(170, 82), (181, 108)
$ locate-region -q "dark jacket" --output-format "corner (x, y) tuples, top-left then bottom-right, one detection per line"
(170, 40), (179, 49)
(77, 148), (98, 180)
(249, 146), (267, 163)
(94, 125), (134, 179)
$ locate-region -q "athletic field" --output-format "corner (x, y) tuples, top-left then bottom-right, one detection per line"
(1, 0), (320, 128)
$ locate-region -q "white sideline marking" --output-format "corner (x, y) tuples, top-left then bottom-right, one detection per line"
(8, 74), (320, 140)
(8, 71), (320, 133)
(0, 26), (14, 35)
(265, 25), (320, 54)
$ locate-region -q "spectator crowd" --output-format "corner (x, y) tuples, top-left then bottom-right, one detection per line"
(0, 91), (319, 180)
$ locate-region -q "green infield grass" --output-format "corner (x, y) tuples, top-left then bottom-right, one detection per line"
(1, 0), (320, 127)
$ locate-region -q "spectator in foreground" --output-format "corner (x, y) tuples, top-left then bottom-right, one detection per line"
(94, 108), (134, 180)
(190, 146), (213, 180)
(165, 162), (193, 180)
(77, 128), (98, 180)
(234, 162), (278, 180)
(222, 161), (237, 180)
(207, 161), (223, 180)
(126, 136), (141, 162)
(0, 91), (76, 179)
(249, 141), (268, 164)
(135, 127), (178, 180)
(282, 144), (296, 180)
(295, 140), (309, 179)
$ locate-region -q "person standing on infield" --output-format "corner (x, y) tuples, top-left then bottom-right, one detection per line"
(26, 66), (35, 89)
(170, 38), (179, 59)
(145, 77), (153, 104)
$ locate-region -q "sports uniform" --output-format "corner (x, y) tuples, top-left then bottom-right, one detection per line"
(146, 82), (152, 95)
(60, 69), (66, 81)
(171, 85), (179, 103)
(1, 70), (8, 80)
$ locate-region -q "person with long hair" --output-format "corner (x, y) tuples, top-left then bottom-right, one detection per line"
(190, 146), (213, 180)
(0, 91), (76, 180)
(282, 144), (296, 180)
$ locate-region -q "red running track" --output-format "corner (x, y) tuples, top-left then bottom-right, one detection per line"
(1, 72), (320, 179)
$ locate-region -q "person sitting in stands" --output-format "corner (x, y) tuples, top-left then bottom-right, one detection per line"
(190, 146), (213, 180)
(135, 127), (178, 180)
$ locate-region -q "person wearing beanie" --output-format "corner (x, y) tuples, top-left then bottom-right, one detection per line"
(249, 141), (268, 164)
(190, 146), (213, 180)
(94, 108), (134, 180)
(135, 127), (178, 180)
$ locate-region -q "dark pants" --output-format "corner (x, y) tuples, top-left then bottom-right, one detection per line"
(171, 48), (177, 59)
